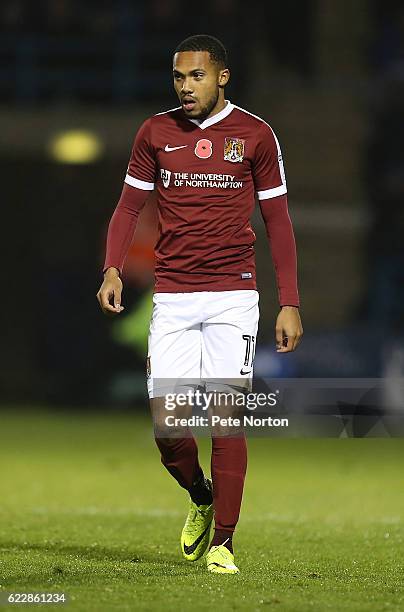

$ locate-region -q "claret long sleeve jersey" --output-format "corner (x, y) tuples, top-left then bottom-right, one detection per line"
(104, 100), (300, 307)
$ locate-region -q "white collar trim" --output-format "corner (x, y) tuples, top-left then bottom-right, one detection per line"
(187, 100), (234, 130)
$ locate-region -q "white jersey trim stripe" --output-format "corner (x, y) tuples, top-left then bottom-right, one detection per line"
(234, 105), (287, 195)
(233, 104), (270, 128)
(271, 129), (287, 190)
(257, 184), (287, 200)
(152, 101), (234, 129)
(187, 100), (234, 130)
(125, 174), (155, 190)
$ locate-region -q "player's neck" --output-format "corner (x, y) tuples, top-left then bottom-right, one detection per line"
(205, 95), (227, 120)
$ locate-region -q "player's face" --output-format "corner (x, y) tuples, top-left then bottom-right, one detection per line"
(173, 51), (229, 120)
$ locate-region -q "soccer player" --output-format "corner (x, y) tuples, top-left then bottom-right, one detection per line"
(97, 34), (303, 574)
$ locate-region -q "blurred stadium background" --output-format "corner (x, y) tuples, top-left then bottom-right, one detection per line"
(1, 0), (403, 408)
(1, 3), (404, 609)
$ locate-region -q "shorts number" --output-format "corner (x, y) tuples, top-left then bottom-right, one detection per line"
(242, 334), (256, 368)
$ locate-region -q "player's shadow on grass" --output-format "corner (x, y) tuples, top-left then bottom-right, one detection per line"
(0, 541), (185, 566)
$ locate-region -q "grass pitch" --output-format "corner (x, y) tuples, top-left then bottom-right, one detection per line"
(0, 410), (403, 611)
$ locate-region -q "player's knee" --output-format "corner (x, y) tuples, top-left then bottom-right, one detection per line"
(153, 419), (189, 439)
(211, 422), (244, 438)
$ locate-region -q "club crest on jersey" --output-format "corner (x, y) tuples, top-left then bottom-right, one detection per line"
(224, 137), (245, 163)
(160, 168), (171, 188)
(194, 138), (213, 159)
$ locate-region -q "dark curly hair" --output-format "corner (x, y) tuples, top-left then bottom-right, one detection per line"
(174, 34), (228, 68)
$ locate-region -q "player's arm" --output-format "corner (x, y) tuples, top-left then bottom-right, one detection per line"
(97, 119), (156, 316)
(259, 194), (303, 352)
(253, 122), (303, 352)
(97, 184), (151, 314)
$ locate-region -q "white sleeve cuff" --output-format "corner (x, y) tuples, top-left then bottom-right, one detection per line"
(257, 184), (287, 200)
(125, 174), (155, 190)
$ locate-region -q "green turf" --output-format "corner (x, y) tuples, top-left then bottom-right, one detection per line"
(0, 410), (403, 611)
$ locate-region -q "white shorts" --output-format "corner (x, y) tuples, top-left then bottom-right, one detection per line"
(147, 290), (259, 398)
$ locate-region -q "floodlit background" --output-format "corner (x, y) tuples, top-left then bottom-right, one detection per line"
(1, 0), (403, 407)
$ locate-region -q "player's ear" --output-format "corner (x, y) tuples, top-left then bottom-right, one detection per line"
(218, 68), (230, 88)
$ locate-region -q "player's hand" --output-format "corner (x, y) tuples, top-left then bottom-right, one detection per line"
(96, 267), (124, 315)
(275, 306), (303, 353)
